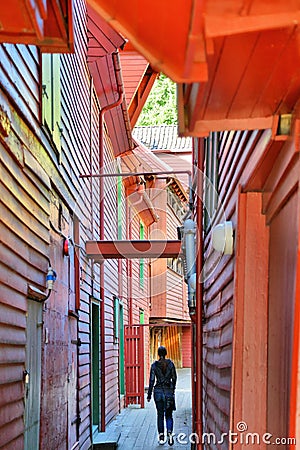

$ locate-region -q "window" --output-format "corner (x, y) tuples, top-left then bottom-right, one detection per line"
(167, 188), (187, 220)
(42, 54), (61, 155)
(167, 257), (183, 276)
(204, 132), (219, 231)
(139, 222), (145, 289)
(139, 308), (144, 324)
(113, 297), (125, 394)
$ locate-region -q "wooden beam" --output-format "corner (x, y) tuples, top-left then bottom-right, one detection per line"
(184, 116), (274, 136)
(85, 240), (182, 261)
(205, 11), (300, 38)
(128, 65), (158, 128)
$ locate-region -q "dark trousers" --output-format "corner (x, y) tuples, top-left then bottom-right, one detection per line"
(154, 390), (174, 436)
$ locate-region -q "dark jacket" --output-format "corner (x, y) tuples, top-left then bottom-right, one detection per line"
(147, 358), (177, 400)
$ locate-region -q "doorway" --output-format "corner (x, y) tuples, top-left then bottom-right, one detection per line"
(24, 300), (43, 450)
(267, 190), (298, 441)
(91, 300), (101, 432)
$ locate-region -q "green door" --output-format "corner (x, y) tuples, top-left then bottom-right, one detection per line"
(91, 301), (101, 431)
(24, 300), (42, 450)
(119, 303), (125, 395)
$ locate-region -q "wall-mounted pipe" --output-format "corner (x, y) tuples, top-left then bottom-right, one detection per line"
(195, 138), (204, 449)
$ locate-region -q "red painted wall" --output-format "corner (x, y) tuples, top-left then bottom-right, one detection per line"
(0, 0), (133, 448)
(182, 327), (192, 368)
(201, 126), (300, 446)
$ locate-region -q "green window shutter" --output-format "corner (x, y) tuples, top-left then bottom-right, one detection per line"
(139, 308), (144, 324)
(114, 297), (120, 341)
(41, 54), (61, 154)
(42, 54), (52, 129)
(52, 54), (61, 152)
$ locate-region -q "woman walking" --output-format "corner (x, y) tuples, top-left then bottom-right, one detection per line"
(147, 346), (177, 446)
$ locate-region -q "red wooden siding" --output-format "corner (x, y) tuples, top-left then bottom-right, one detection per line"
(202, 129), (264, 443)
(126, 207), (151, 380)
(181, 327), (192, 368)
(148, 184), (167, 318)
(102, 140), (123, 424)
(230, 192), (269, 448)
(166, 198), (189, 321)
(203, 123), (300, 446)
(0, 0), (133, 448)
(119, 51), (149, 107)
(166, 270), (186, 319)
(124, 325), (145, 407)
(0, 39), (49, 449)
(262, 138), (299, 443)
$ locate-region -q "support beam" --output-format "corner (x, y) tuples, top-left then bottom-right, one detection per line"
(128, 65), (158, 128)
(205, 11), (300, 38)
(85, 240), (182, 261)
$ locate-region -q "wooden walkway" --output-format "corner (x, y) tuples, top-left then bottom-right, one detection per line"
(101, 368), (192, 449)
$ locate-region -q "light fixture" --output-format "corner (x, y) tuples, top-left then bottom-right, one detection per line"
(212, 221), (234, 255)
(27, 266), (57, 302)
(63, 238), (70, 256)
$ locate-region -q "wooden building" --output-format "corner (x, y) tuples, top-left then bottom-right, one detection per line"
(89, 1), (300, 449)
(131, 141), (192, 368)
(0, 1), (157, 448)
(2, 1), (300, 449)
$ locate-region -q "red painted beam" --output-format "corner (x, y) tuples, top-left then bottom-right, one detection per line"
(85, 240), (182, 260)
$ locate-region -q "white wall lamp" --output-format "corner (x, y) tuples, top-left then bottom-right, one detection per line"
(211, 221), (234, 255)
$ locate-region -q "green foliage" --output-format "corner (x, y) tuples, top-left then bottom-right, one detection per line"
(136, 73), (177, 126)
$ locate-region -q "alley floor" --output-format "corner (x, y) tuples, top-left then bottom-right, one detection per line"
(99, 368), (192, 449)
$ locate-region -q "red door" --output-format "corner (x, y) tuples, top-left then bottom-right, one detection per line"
(267, 190), (298, 444)
(124, 325), (145, 408)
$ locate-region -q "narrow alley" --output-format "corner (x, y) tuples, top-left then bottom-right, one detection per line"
(93, 369), (192, 450)
(1, 2), (300, 450)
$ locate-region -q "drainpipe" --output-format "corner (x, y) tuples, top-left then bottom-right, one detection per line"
(127, 203), (133, 326)
(195, 138), (204, 449)
(99, 52), (123, 432)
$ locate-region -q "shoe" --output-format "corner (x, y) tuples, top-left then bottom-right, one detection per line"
(158, 433), (165, 445)
(167, 432), (174, 446)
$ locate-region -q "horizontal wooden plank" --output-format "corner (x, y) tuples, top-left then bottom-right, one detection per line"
(86, 240), (182, 260)
(1, 147), (50, 221)
(0, 232), (48, 283)
(1, 433), (24, 450)
(204, 344), (232, 370)
(0, 399), (24, 427)
(0, 364), (24, 384)
(0, 45), (39, 123)
(0, 303), (26, 330)
(0, 344), (25, 364)
(0, 381), (24, 408)
(0, 417), (24, 449)
(0, 282), (27, 311)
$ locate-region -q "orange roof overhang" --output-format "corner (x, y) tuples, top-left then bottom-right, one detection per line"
(88, 0), (204, 83)
(88, 0), (300, 135)
(0, 0), (74, 52)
